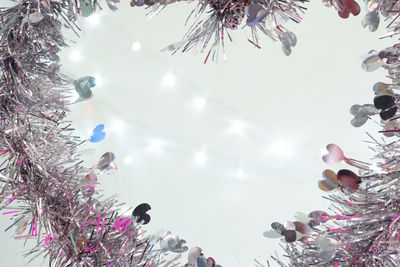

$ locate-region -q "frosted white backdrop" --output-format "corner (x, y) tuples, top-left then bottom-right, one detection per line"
(0, 1), (395, 266)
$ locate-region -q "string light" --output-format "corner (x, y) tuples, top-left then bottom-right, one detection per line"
(229, 120), (245, 135)
(194, 149), (207, 165)
(193, 97), (207, 110)
(109, 119), (127, 136)
(236, 167), (244, 178)
(123, 156), (134, 165)
(84, 13), (101, 27)
(146, 138), (165, 154)
(69, 50), (82, 62)
(91, 40), (303, 180)
(162, 73), (176, 87)
(269, 139), (294, 158)
(131, 41), (142, 52)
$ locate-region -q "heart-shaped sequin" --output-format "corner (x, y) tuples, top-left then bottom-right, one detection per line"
(90, 124), (106, 143)
(74, 76), (96, 99)
(322, 144), (345, 164)
(362, 11), (380, 32)
(132, 203), (151, 224)
(246, 4), (268, 26)
(373, 95), (398, 120)
(350, 104), (378, 127)
(362, 51), (384, 72)
(337, 0), (360, 18)
(337, 169), (361, 190)
(318, 169), (339, 191)
(281, 31), (297, 56)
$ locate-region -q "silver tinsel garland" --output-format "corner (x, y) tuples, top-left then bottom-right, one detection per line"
(132, 0), (308, 61)
(261, 1), (400, 266)
(131, 0), (400, 266)
(0, 0), (184, 266)
(3, 0), (400, 266)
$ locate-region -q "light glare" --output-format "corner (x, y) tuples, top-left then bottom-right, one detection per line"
(147, 138), (165, 154)
(123, 156), (134, 165)
(229, 120), (245, 135)
(194, 150), (207, 165)
(162, 73), (176, 87)
(270, 139), (294, 158)
(131, 41), (142, 51)
(236, 168), (244, 178)
(69, 50), (82, 62)
(110, 119), (126, 136)
(193, 97), (206, 110)
(85, 13), (101, 26)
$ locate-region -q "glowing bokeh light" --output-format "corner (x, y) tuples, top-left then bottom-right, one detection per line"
(69, 50), (82, 62)
(229, 120), (245, 135)
(193, 97), (207, 110)
(194, 150), (207, 165)
(162, 73), (176, 87)
(131, 41), (142, 52)
(123, 156), (134, 165)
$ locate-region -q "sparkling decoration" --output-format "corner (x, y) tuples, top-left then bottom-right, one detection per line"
(349, 104), (378, 127)
(0, 0), (184, 266)
(160, 232), (188, 253)
(4, 0), (400, 266)
(337, 0), (361, 18)
(132, 203), (152, 225)
(362, 10), (380, 32)
(137, 0), (309, 61)
(185, 247), (222, 267)
(74, 76), (96, 99)
(262, 1), (400, 265)
(362, 50), (385, 72)
(90, 124), (106, 143)
(80, 0), (95, 17)
(374, 95), (398, 120)
(98, 152), (116, 170)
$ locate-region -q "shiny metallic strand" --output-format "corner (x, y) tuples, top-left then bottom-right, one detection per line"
(140, 0), (308, 61)
(0, 0), (176, 266)
(0, 0), (313, 265)
(6, 0), (400, 266)
(262, 2), (400, 266)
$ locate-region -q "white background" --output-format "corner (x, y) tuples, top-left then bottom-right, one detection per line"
(0, 0), (396, 266)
